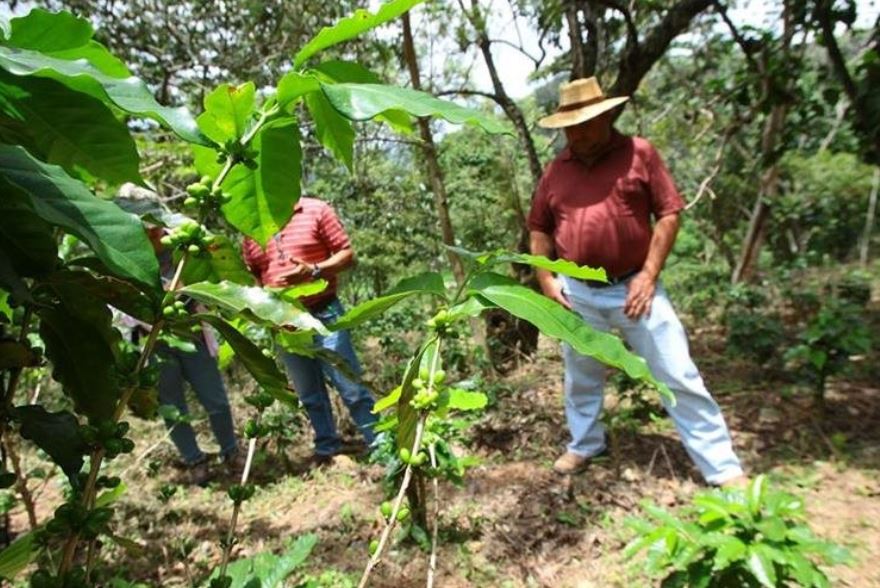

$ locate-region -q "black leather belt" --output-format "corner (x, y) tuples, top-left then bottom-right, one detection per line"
(576, 269), (639, 288)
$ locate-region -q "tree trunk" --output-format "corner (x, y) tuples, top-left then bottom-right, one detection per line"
(401, 13), (466, 287)
(861, 168), (880, 267)
(731, 3), (795, 284)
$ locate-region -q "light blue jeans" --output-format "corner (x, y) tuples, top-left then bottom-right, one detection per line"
(560, 276), (743, 484)
(157, 339), (238, 464)
(280, 298), (376, 456)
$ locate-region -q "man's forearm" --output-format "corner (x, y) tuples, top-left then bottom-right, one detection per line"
(316, 248), (354, 276)
(642, 214), (680, 279)
(530, 230), (557, 286)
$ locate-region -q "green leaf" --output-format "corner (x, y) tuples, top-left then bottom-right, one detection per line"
(331, 272), (447, 331)
(13, 405), (86, 487)
(373, 386), (402, 413)
(398, 337), (436, 451)
(746, 546), (777, 588)
(217, 117), (302, 246)
(39, 304), (120, 422)
(711, 536), (746, 570)
(207, 534), (317, 588)
(0, 530), (35, 581)
(475, 250), (607, 281)
(41, 269), (156, 323)
(179, 281), (328, 334)
(0, 72), (141, 184)
(197, 82), (256, 145)
(275, 72), (321, 110)
(195, 314), (290, 395)
(443, 388), (488, 411)
(321, 83), (509, 135)
(748, 474), (767, 517)
(7, 9), (92, 52)
(293, 0), (426, 68)
(0, 181), (58, 278)
(469, 272), (672, 400)
(0, 45), (205, 144)
(270, 280), (329, 302)
(305, 90), (355, 170)
(0, 145), (160, 290)
(178, 234), (256, 286)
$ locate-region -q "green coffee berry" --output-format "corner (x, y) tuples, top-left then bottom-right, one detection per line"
(187, 244), (200, 254)
(369, 539), (379, 555)
(396, 507), (411, 522)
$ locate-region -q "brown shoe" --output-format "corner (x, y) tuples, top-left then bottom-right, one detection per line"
(719, 475), (750, 489)
(553, 451), (590, 475)
(186, 457), (212, 487)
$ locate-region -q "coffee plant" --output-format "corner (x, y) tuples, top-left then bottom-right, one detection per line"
(0, 2), (677, 586)
(625, 475), (850, 587)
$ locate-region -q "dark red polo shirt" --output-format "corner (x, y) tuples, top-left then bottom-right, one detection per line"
(242, 197), (351, 309)
(527, 132), (684, 277)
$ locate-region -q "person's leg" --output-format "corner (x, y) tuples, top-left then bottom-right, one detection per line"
(610, 284), (744, 484)
(279, 349), (341, 456)
(317, 300), (376, 445)
(559, 278), (613, 458)
(156, 348), (204, 464)
(179, 340), (238, 459)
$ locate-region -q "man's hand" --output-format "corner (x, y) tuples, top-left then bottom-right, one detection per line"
(624, 271), (656, 319)
(277, 257), (314, 284)
(539, 276), (572, 310)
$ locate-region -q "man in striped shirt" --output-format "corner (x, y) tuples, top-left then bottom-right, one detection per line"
(243, 197), (376, 462)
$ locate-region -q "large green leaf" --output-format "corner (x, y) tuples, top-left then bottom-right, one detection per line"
(0, 180), (58, 277)
(0, 531), (35, 581)
(197, 82), (256, 145)
(0, 72), (141, 184)
(468, 272), (672, 400)
(443, 389), (488, 411)
(7, 9), (92, 53)
(293, 0), (425, 68)
(7, 9), (129, 77)
(275, 72), (321, 110)
(0, 45), (205, 144)
(0, 145), (159, 290)
(746, 546), (777, 588)
(306, 90), (355, 170)
(397, 337), (436, 452)
(206, 534), (317, 588)
(13, 405), (86, 487)
(321, 83), (509, 135)
(39, 305), (120, 422)
(179, 281), (328, 334)
(195, 314), (290, 395)
(178, 234), (255, 286)
(461, 249), (607, 282)
(41, 269), (156, 323)
(214, 117), (302, 246)
(331, 272), (447, 331)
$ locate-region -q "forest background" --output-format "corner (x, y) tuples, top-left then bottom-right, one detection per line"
(1, 0), (879, 586)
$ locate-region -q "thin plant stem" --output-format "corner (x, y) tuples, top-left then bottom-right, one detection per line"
(358, 340), (443, 588)
(426, 443), (439, 588)
(217, 430), (260, 579)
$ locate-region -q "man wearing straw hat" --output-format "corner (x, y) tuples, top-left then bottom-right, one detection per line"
(528, 77), (745, 486)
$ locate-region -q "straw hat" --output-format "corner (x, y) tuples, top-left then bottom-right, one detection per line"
(538, 77), (629, 129)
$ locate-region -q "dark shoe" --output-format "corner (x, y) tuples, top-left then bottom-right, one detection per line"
(185, 457), (212, 487)
(222, 449), (247, 478)
(309, 453), (335, 468)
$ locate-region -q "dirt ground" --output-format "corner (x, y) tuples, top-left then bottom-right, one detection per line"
(6, 330), (880, 587)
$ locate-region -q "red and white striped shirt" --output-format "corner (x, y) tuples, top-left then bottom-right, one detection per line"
(242, 197), (352, 309)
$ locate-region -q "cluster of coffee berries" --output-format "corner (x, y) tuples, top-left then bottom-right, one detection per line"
(78, 420), (135, 460)
(398, 447), (428, 466)
(44, 502), (113, 540)
(183, 175), (231, 209)
(159, 219), (214, 255)
(409, 367), (446, 410)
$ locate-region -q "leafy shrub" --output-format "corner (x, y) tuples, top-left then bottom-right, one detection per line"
(723, 284), (786, 365)
(625, 475), (851, 587)
(784, 300), (872, 402)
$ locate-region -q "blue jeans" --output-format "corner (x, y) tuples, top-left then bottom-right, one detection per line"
(157, 339), (238, 464)
(560, 276), (744, 485)
(280, 298), (376, 456)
